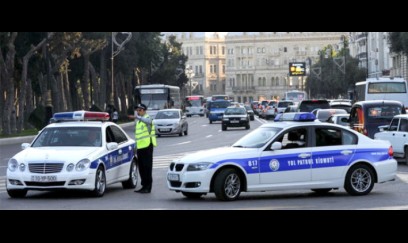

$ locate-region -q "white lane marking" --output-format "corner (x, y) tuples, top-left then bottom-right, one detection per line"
(206, 135), (213, 138)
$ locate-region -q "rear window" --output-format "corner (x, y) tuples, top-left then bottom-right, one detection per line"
(366, 105), (403, 121)
(299, 100), (330, 112)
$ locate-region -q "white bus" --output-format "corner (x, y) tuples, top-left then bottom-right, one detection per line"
(284, 90), (307, 102)
(134, 84), (181, 118)
(355, 77), (408, 108)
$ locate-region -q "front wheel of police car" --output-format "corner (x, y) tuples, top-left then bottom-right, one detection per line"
(122, 158), (138, 189)
(344, 164), (375, 196)
(92, 166), (106, 197)
(214, 168), (242, 201)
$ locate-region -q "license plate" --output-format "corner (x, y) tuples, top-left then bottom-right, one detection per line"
(31, 175), (57, 182)
(231, 120), (239, 123)
(160, 128), (170, 132)
(167, 173), (179, 181)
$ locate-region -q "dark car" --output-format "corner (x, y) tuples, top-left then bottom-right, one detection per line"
(349, 100), (406, 138)
(222, 106), (250, 131)
(298, 99), (330, 112)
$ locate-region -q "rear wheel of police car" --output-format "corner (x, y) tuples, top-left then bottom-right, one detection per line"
(214, 168), (241, 201)
(92, 166), (106, 197)
(122, 158), (138, 189)
(344, 164), (374, 196)
(7, 188), (27, 198)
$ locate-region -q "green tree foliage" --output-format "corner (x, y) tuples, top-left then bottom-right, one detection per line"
(0, 32), (190, 134)
(388, 32), (408, 56)
(306, 42), (366, 99)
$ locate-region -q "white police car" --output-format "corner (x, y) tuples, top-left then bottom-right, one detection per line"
(6, 111), (137, 198)
(167, 113), (397, 201)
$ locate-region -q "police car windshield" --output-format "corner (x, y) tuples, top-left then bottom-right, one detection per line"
(32, 127), (102, 147)
(232, 127), (282, 148)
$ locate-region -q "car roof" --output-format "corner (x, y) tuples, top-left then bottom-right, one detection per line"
(353, 100), (403, 106)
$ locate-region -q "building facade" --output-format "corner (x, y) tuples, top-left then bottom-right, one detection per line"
(225, 32), (348, 103)
(349, 32), (393, 79)
(165, 32), (226, 97)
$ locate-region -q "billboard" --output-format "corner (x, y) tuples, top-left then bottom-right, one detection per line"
(289, 62), (306, 76)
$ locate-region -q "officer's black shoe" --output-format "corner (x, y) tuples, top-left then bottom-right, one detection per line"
(135, 188), (151, 193)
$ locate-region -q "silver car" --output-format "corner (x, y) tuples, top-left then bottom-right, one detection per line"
(153, 109), (188, 137)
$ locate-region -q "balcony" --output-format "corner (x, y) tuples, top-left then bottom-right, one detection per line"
(232, 86), (256, 93)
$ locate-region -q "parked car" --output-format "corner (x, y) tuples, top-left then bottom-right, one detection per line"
(315, 109), (347, 122)
(167, 113), (397, 201)
(6, 111), (137, 198)
(154, 109), (188, 137)
(243, 104), (255, 121)
(327, 114), (350, 127)
(374, 114), (408, 164)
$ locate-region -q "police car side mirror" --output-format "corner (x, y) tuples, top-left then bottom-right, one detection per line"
(340, 117), (349, 123)
(106, 142), (118, 151)
(271, 142), (282, 150)
(21, 143), (30, 150)
(378, 125), (389, 132)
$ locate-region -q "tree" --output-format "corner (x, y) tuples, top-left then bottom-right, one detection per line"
(389, 32), (408, 56)
(306, 42), (366, 99)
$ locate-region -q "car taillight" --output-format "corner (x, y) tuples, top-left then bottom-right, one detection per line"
(363, 128), (368, 136)
(388, 146), (394, 157)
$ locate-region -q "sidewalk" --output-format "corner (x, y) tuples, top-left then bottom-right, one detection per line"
(0, 122), (134, 146)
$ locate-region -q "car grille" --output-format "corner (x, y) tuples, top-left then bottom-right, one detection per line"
(25, 181), (66, 187)
(169, 162), (184, 172)
(29, 163), (64, 174)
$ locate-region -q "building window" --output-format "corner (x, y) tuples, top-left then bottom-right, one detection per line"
(199, 65), (202, 74)
(195, 66), (198, 74)
(200, 46), (203, 55)
(210, 65), (213, 73)
(222, 65), (225, 74)
(222, 46), (225, 55)
(214, 65), (217, 74)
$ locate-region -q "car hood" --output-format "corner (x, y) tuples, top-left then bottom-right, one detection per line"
(13, 147), (100, 163)
(177, 147), (258, 164)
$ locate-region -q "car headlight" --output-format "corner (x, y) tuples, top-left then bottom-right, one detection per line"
(76, 159), (91, 171)
(240, 117), (247, 120)
(8, 159), (18, 172)
(187, 162), (213, 171)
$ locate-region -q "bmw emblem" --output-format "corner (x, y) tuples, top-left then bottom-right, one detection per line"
(269, 159), (280, 171)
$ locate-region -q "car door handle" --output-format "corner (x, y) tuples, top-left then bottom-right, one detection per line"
(341, 150), (353, 155)
(298, 153), (311, 159)
(118, 149), (122, 155)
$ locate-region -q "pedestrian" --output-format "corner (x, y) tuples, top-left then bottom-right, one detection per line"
(128, 104), (157, 193)
(112, 109), (119, 123)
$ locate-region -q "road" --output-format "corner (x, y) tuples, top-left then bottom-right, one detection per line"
(1, 116), (408, 209)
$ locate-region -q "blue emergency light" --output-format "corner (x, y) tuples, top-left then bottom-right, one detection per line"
(274, 112), (316, 122)
(52, 111), (110, 122)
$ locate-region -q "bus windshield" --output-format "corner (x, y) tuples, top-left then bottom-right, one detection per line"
(185, 96), (204, 107)
(285, 91), (307, 102)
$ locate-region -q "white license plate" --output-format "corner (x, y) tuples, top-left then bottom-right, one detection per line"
(31, 175), (57, 182)
(230, 120), (239, 123)
(160, 128), (170, 132)
(167, 173), (179, 181)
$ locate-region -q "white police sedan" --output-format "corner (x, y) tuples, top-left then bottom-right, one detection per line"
(167, 113), (397, 201)
(6, 111), (138, 198)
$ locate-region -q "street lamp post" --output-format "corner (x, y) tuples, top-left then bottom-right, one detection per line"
(110, 32), (132, 106)
(185, 65), (195, 96)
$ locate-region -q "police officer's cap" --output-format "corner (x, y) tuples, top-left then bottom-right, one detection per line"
(136, 104), (147, 110)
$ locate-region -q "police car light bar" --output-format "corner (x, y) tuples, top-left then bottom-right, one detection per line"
(53, 111), (110, 122)
(274, 112), (316, 122)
